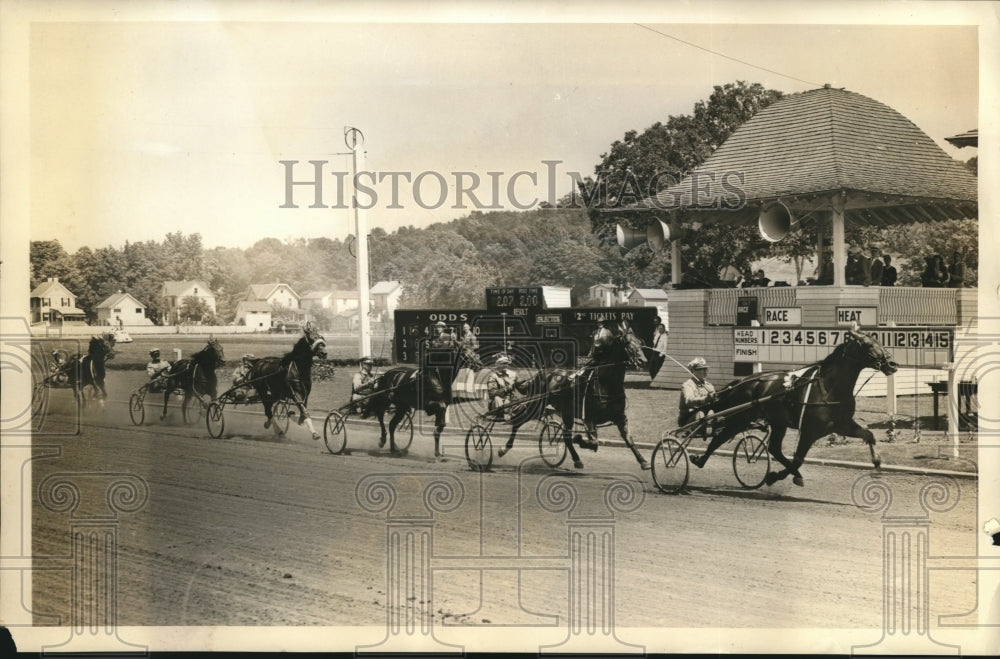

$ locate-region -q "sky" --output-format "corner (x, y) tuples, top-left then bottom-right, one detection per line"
(18, 3), (987, 253)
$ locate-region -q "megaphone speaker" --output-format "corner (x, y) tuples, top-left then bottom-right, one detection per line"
(758, 201), (793, 242)
(647, 218), (671, 250)
(616, 223), (649, 252)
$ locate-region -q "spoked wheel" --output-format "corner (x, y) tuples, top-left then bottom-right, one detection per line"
(465, 424), (493, 472)
(538, 421), (567, 468)
(206, 401), (226, 438)
(182, 398), (204, 425)
(394, 410), (414, 451)
(650, 436), (690, 494)
(732, 424), (771, 489)
(323, 410), (348, 455)
(32, 381), (48, 419)
(129, 392), (145, 426)
(273, 400), (293, 435)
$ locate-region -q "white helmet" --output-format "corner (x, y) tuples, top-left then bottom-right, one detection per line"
(495, 354), (512, 366)
(687, 357), (708, 370)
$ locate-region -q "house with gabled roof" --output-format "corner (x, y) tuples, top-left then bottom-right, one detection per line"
(161, 280), (216, 325)
(95, 290), (150, 326)
(370, 280), (403, 321)
(30, 277), (88, 325)
(247, 283), (300, 309)
(234, 300), (272, 330)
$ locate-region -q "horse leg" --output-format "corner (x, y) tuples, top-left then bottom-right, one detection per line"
(497, 420), (523, 458)
(563, 414), (584, 469)
(161, 387), (171, 420)
(432, 407), (446, 458)
(262, 398), (279, 434)
(574, 420), (600, 452)
(387, 407), (407, 453)
(376, 410), (388, 448)
(763, 425), (796, 486)
(836, 418), (881, 470)
(614, 414), (650, 470)
(688, 423), (735, 469)
(293, 401), (320, 440)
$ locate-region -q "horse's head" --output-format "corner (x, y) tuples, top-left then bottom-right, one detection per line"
(615, 323), (647, 368)
(90, 334), (115, 360)
(206, 335), (226, 367)
(843, 327), (898, 375)
(303, 323), (327, 360)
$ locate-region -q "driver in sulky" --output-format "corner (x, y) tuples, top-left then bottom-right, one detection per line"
(146, 349), (173, 393)
(678, 357), (716, 426)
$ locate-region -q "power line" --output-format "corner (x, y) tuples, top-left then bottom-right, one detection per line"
(634, 24), (824, 88)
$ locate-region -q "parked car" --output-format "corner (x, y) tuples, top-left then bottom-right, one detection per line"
(110, 327), (133, 343)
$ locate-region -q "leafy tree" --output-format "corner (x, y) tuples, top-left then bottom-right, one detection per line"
(586, 81), (784, 286)
(178, 296), (210, 323)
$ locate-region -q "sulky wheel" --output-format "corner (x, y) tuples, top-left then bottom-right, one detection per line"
(206, 401), (226, 438)
(129, 392), (145, 426)
(650, 436), (690, 494)
(394, 410), (414, 451)
(465, 424), (493, 472)
(538, 421), (567, 468)
(32, 381), (49, 420)
(731, 424), (771, 489)
(273, 400), (293, 435)
(182, 397), (204, 425)
(323, 410), (348, 455)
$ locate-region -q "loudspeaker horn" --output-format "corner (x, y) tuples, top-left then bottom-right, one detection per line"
(758, 201), (793, 242)
(617, 219), (672, 253)
(616, 223), (648, 252)
(647, 218), (671, 250)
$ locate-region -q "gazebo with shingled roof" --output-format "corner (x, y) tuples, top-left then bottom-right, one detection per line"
(627, 85), (978, 409)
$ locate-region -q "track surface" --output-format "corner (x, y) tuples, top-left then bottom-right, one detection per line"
(28, 373), (978, 648)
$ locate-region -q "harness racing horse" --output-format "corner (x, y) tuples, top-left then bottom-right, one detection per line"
(689, 327), (898, 487)
(496, 324), (650, 471)
(366, 342), (483, 457)
(62, 334), (116, 407)
(247, 324), (327, 440)
(160, 336), (226, 422)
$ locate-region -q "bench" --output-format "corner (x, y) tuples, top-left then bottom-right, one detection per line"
(927, 380), (977, 430)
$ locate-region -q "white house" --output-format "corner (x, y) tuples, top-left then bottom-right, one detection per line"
(162, 280), (217, 325)
(30, 277), (88, 325)
(300, 290), (334, 311)
(370, 280), (403, 321)
(627, 288), (669, 327)
(588, 283), (628, 307)
(95, 290), (150, 326)
(234, 300), (272, 330)
(247, 283), (300, 309)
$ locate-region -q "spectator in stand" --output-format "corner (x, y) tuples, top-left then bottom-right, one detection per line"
(750, 269), (771, 287)
(922, 254), (949, 287)
(846, 246), (869, 285)
(430, 321), (458, 348)
(869, 251), (885, 287)
(815, 249), (834, 285)
(947, 251), (966, 288)
(718, 262), (741, 288)
(881, 254), (897, 286)
(460, 322), (479, 351)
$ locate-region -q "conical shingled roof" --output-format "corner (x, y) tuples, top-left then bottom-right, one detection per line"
(634, 86), (977, 224)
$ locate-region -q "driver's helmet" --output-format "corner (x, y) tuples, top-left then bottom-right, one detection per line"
(241, 354), (255, 366)
(149, 349), (160, 359)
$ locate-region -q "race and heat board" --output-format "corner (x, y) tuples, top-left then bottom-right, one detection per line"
(394, 307), (658, 366)
(733, 327), (954, 367)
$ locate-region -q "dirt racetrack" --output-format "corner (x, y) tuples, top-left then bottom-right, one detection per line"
(25, 371), (982, 653)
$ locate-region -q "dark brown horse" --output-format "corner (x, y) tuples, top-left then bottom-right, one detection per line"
(366, 342), (483, 457)
(159, 336), (225, 422)
(495, 325), (650, 470)
(246, 324), (327, 439)
(62, 334), (116, 407)
(689, 328), (898, 486)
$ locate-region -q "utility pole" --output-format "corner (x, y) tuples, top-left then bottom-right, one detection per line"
(346, 127), (371, 359)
